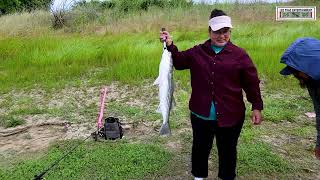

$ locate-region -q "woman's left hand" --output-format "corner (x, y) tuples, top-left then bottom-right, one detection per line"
(251, 110), (262, 125)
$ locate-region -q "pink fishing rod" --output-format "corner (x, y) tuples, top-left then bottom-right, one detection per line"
(97, 87), (108, 129)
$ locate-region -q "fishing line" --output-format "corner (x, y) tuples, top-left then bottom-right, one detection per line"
(33, 132), (93, 180)
(35, 87), (109, 179)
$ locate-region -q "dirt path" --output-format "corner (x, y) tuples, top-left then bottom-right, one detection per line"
(0, 119), (90, 155)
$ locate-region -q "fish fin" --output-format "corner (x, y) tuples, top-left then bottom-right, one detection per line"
(153, 76), (160, 86)
(156, 105), (161, 113)
(159, 122), (171, 136)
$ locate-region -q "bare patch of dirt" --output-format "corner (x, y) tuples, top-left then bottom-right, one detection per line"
(259, 121), (316, 156)
(107, 82), (157, 109)
(0, 82), (157, 118)
(0, 119), (161, 156)
(0, 82), (163, 156)
(124, 121), (155, 137)
(0, 117), (68, 155)
(0, 125), (64, 155)
(165, 139), (183, 152)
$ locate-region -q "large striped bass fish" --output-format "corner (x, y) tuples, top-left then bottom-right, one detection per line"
(153, 42), (175, 136)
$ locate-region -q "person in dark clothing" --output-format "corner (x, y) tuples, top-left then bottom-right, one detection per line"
(280, 66), (320, 159)
(160, 9), (263, 180)
(280, 37), (320, 160)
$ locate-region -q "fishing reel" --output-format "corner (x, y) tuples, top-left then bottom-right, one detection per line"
(92, 117), (123, 141)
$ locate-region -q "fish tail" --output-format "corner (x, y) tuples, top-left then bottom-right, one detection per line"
(153, 76), (160, 86)
(156, 105), (161, 113)
(159, 122), (171, 135)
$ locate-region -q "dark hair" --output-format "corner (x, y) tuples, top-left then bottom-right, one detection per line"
(209, 9), (227, 32)
(209, 9), (227, 19)
(287, 66), (308, 88)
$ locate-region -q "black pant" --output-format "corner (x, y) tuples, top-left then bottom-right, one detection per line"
(307, 83), (320, 147)
(190, 113), (243, 180)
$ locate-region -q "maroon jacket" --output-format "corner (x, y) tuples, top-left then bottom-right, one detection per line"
(167, 40), (263, 127)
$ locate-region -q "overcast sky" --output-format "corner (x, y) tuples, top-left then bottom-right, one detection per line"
(50, 0), (77, 11)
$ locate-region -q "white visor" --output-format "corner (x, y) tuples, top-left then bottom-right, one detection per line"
(208, 16), (233, 31)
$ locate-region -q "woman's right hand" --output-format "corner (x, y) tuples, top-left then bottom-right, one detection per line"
(160, 30), (173, 46)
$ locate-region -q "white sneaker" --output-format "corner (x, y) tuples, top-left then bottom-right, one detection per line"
(194, 177), (203, 180)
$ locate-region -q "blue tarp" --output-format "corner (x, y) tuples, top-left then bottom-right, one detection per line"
(280, 37), (320, 80)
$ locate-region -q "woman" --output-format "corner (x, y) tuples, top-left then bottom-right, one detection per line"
(160, 9), (263, 180)
(280, 37), (320, 160)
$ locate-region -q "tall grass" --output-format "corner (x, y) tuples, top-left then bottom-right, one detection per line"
(1, 2), (320, 178)
(2, 0), (318, 37)
(0, 11), (51, 37)
(0, 1), (320, 93)
(1, 19), (319, 93)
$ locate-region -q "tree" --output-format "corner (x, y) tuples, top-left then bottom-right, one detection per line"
(0, 0), (52, 15)
(0, 0), (21, 14)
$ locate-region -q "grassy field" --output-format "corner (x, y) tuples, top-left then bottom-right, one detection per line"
(0, 141), (172, 179)
(1, 0), (320, 179)
(1, 20), (319, 93)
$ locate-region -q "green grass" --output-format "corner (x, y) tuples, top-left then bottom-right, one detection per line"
(205, 121), (295, 177)
(0, 116), (26, 128)
(289, 125), (316, 139)
(0, 95), (44, 127)
(0, 141), (172, 180)
(0, 34), (161, 92)
(178, 116), (296, 176)
(1, 1), (320, 179)
(0, 98), (47, 127)
(1, 20), (320, 93)
(263, 89), (313, 123)
(237, 141), (294, 175)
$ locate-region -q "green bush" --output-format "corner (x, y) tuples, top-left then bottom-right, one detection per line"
(59, 0), (193, 29)
(0, 0), (20, 15)
(73, 0), (192, 13)
(0, 0), (51, 15)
